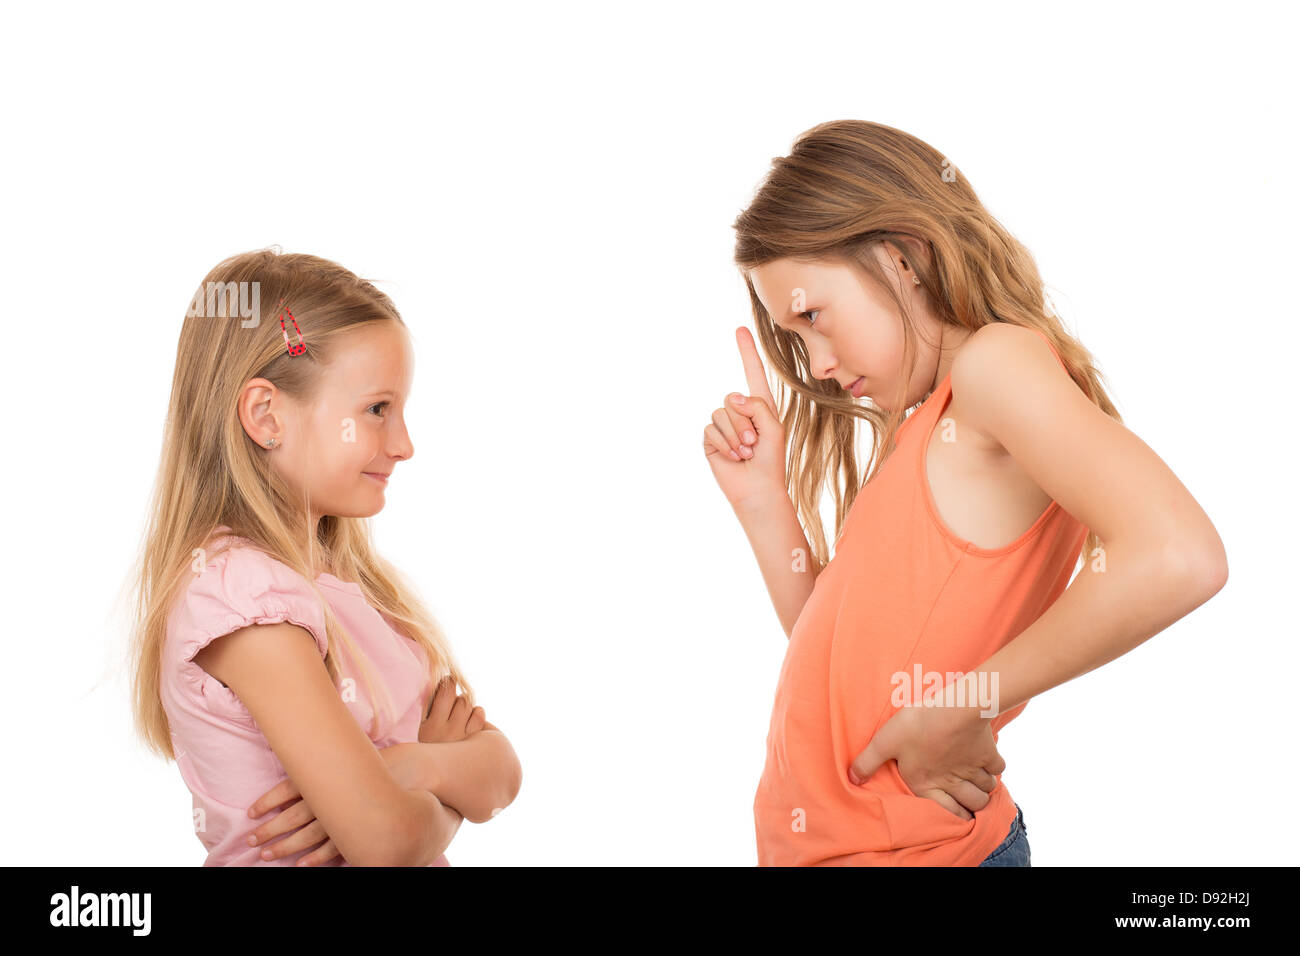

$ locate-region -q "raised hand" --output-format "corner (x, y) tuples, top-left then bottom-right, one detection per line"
(702, 326), (789, 509)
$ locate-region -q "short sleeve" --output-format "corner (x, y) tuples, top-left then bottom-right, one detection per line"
(168, 543), (332, 720)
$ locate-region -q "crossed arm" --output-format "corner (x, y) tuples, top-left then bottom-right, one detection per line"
(197, 627), (521, 865)
(405, 723), (522, 824)
(239, 719), (520, 865)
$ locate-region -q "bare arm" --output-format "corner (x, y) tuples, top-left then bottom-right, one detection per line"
(705, 327), (822, 640)
(399, 793), (464, 866)
(953, 324), (1229, 712)
(732, 487), (823, 639)
(412, 722), (522, 823)
(193, 621), (457, 866)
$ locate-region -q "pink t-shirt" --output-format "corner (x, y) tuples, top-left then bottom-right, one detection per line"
(160, 527), (449, 866)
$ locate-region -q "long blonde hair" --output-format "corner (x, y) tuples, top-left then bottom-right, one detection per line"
(126, 246), (475, 761)
(733, 120), (1122, 570)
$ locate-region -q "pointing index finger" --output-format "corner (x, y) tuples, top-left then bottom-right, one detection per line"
(735, 326), (776, 408)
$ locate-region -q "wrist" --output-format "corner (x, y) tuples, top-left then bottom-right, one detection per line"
(926, 671), (999, 722)
(732, 483), (792, 519)
(417, 742), (444, 794)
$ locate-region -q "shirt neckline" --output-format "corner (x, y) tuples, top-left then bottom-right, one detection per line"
(208, 525), (365, 594)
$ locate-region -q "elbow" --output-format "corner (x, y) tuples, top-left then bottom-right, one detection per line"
(1188, 529), (1229, 597)
(1162, 533), (1228, 603)
(471, 742), (523, 824)
(494, 757), (524, 820)
(1198, 548), (1229, 598)
(1202, 529), (1229, 594)
(497, 741), (524, 814)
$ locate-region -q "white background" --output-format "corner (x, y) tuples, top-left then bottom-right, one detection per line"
(1, 0), (1293, 867)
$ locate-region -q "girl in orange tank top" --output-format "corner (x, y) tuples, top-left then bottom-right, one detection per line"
(704, 121), (1228, 865)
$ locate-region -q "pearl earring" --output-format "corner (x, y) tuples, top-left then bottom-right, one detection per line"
(264, 438), (279, 449)
(912, 276), (921, 285)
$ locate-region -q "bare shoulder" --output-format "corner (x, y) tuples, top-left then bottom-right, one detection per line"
(952, 323), (1063, 385)
(949, 323), (1077, 446)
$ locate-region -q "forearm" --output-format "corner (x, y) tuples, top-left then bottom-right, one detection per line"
(390, 790), (462, 867)
(732, 486), (822, 639)
(416, 730), (522, 824)
(969, 539), (1226, 716)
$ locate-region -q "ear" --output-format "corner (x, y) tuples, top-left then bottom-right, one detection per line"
(237, 377), (282, 448)
(892, 235), (932, 277)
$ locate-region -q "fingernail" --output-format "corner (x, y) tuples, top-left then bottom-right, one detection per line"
(261, 849), (273, 859)
(728, 450), (740, 461)
(743, 430), (755, 443)
(731, 394), (746, 405)
(849, 771), (862, 785)
(247, 834), (258, 846)
(739, 446), (752, 457)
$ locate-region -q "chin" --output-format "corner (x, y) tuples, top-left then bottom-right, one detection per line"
(329, 504), (384, 519)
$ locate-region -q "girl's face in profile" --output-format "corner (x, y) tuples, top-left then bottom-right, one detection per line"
(747, 245), (959, 411)
(244, 321), (415, 527)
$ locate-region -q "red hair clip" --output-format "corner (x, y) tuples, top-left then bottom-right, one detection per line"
(277, 300), (307, 355)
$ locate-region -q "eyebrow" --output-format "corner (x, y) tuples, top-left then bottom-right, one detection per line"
(768, 302), (793, 326)
(774, 300), (808, 327)
(362, 389), (397, 398)
(774, 288), (816, 325)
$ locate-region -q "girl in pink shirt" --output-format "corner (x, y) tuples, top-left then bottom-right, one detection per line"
(126, 248), (521, 866)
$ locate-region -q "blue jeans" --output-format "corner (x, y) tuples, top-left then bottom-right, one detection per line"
(977, 803), (1030, 866)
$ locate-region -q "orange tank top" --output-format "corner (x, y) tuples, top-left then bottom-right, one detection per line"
(753, 327), (1089, 865)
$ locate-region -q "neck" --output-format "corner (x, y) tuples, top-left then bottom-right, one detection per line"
(931, 324), (973, 391)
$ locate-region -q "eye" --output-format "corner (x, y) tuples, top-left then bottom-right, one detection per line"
(368, 401), (390, 417)
(800, 309), (821, 326)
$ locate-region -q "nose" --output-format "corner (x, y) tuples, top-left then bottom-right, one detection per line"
(390, 414), (414, 463)
(805, 340), (838, 382)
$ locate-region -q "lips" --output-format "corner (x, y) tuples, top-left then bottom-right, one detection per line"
(363, 472), (390, 484)
(847, 376), (866, 398)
